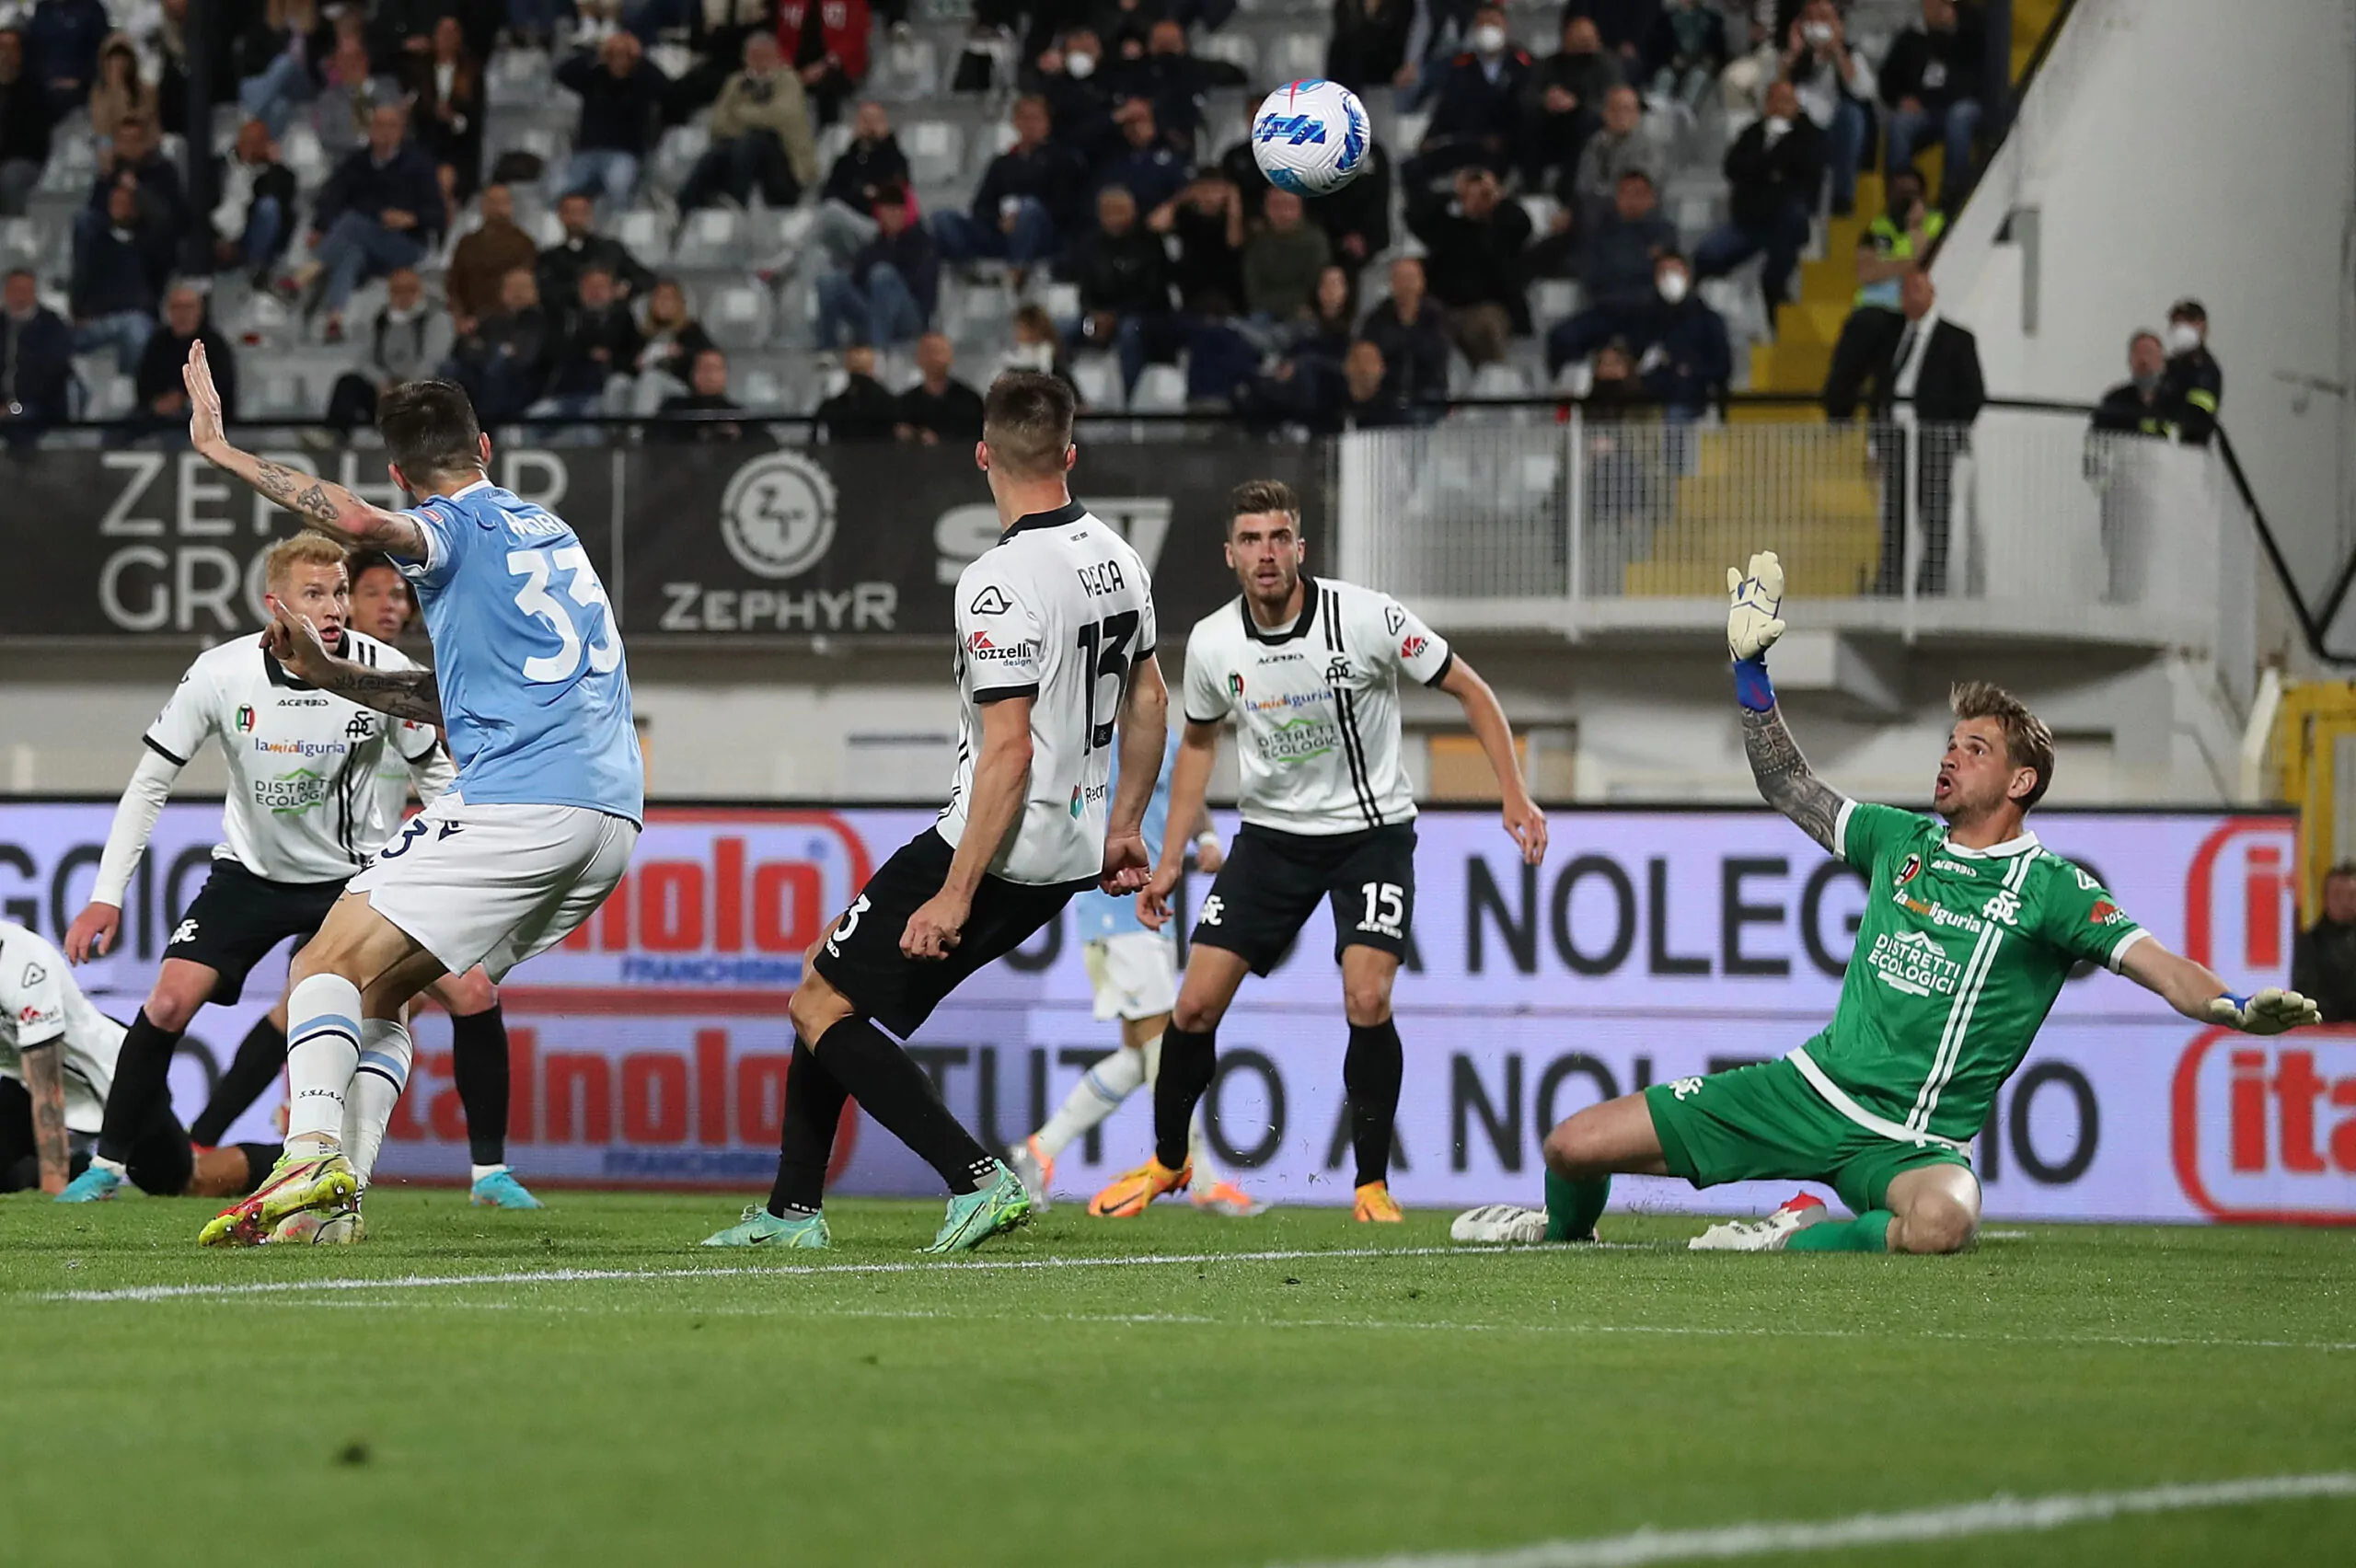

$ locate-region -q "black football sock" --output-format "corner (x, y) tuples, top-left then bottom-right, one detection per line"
(1344, 1019), (1404, 1190)
(189, 1015), (288, 1147)
(811, 1018), (996, 1194)
(449, 1003), (513, 1167)
(1152, 1023), (1218, 1170)
(768, 1038), (850, 1217)
(96, 1009), (186, 1167)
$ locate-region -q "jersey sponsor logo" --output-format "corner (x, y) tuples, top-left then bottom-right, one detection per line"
(966, 629), (1041, 663)
(1865, 929), (1962, 997)
(259, 767), (329, 816)
(1891, 886), (1986, 934)
(2173, 1032), (2356, 1223)
(718, 450), (839, 581)
(1932, 858), (1981, 877)
(1068, 781), (1106, 818)
(17, 1003), (52, 1025)
(2090, 898), (2128, 927)
(1383, 603), (1406, 636)
(1256, 713), (1340, 764)
(1255, 651), (1305, 665)
(969, 584), (1013, 617)
(1197, 894), (1226, 926)
(1400, 635), (1427, 661)
(251, 736), (349, 759)
(235, 704), (256, 732)
(279, 697), (331, 708)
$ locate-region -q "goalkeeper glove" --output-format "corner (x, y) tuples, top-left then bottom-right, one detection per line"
(2206, 988), (2322, 1035)
(1727, 550), (1786, 711)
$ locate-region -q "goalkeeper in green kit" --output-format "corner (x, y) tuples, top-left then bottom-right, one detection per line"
(1452, 551), (2323, 1255)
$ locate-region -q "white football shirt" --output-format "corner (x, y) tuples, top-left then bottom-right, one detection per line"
(0, 921), (125, 1134)
(138, 631), (449, 887)
(1183, 575), (1452, 836)
(939, 501), (1158, 886)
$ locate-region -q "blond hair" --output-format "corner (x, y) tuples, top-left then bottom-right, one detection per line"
(263, 533), (351, 592)
(1950, 681), (2055, 810)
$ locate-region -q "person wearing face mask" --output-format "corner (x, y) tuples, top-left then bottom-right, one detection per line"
(1547, 248), (1728, 419)
(2159, 299), (2221, 447)
(1780, 0), (1872, 216)
(1036, 27), (1119, 165)
(1411, 3), (1531, 185)
(1111, 19), (1244, 160)
(1693, 76), (1823, 312)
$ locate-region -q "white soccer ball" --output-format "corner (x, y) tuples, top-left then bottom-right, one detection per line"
(1251, 79), (1372, 199)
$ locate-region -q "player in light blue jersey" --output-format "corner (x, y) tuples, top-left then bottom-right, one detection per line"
(176, 345), (641, 1246)
(1005, 729), (1264, 1216)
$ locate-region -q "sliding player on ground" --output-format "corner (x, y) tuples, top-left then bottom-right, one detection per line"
(179, 550), (543, 1210)
(704, 372), (1165, 1253)
(1093, 480), (1548, 1221)
(1007, 728), (1263, 1216)
(177, 347), (641, 1246)
(1456, 552), (2321, 1254)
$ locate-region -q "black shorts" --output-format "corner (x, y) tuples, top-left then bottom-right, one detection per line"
(1190, 822), (1417, 976)
(165, 860), (349, 1006)
(810, 827), (1089, 1040)
(0, 1078), (193, 1197)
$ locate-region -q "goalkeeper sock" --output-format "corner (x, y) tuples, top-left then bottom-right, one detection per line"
(1034, 1044), (1147, 1159)
(1543, 1169), (1609, 1240)
(1784, 1211), (1892, 1252)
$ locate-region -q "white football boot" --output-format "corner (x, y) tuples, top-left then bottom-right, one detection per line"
(1450, 1204), (1550, 1244)
(1688, 1192), (1829, 1251)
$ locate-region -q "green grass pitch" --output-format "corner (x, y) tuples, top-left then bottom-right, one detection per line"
(4, 1190), (2352, 1567)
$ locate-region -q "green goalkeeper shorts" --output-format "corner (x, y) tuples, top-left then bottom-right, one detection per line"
(1642, 1056), (1972, 1216)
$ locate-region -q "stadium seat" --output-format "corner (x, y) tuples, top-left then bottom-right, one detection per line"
(1071, 353), (1124, 411)
(1532, 280), (1581, 323)
(675, 208), (745, 268)
(1129, 363), (1186, 413)
(1199, 33), (1258, 74)
(1269, 32), (1324, 81)
(707, 284), (774, 349)
(904, 122), (964, 188)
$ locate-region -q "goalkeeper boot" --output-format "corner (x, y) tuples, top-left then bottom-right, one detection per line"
(701, 1205), (830, 1249)
(921, 1164), (1033, 1255)
(199, 1148), (357, 1248)
(1354, 1181), (1404, 1223)
(1450, 1205), (1548, 1244)
(1689, 1192), (1829, 1252)
(1005, 1135), (1054, 1211)
(469, 1169), (545, 1209)
(54, 1164), (122, 1203)
(1088, 1157), (1191, 1218)
(1190, 1179), (1265, 1216)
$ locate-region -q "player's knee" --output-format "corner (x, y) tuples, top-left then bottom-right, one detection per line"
(789, 980), (849, 1043)
(442, 970), (498, 1015)
(1341, 980), (1392, 1028)
(1172, 991), (1224, 1034)
(143, 978), (204, 1032)
(1894, 1195), (1977, 1255)
(1542, 1116), (1602, 1180)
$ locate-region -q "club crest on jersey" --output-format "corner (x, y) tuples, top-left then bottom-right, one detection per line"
(235, 704), (256, 732)
(1229, 672), (1246, 699)
(1897, 853), (1922, 886)
(1325, 657), (1356, 684)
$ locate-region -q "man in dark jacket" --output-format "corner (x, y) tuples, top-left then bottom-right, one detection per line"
(0, 27), (54, 216)
(456, 264), (552, 421)
(1109, 19), (1246, 158)
(556, 30), (669, 206)
(813, 342), (898, 441)
(933, 96), (1080, 279)
(1519, 12), (1617, 192)
(1092, 100), (1186, 219)
(654, 348), (746, 442)
(2091, 330), (2177, 438)
(0, 265), (72, 441)
(2292, 864), (2356, 1024)
(815, 188), (938, 348)
(70, 179), (170, 372)
(78, 118), (189, 258)
(1357, 256), (1450, 414)
(1311, 138), (1393, 268)
(1405, 165), (1533, 334)
(26, 0), (108, 119)
(133, 282), (237, 438)
(1547, 249), (1729, 415)
(1578, 168), (1677, 310)
(1414, 4), (1532, 183)
(802, 99), (910, 271)
(2161, 297), (2223, 446)
(1069, 184), (1171, 385)
(1878, 0), (1983, 201)
(895, 331), (986, 444)
(1693, 78), (1824, 310)
(541, 264), (641, 414)
(208, 118), (298, 281)
(539, 190), (657, 309)
(298, 105), (443, 339)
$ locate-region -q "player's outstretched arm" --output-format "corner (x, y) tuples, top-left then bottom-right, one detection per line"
(2119, 938), (2325, 1034)
(1103, 654), (1169, 892)
(1727, 550), (1850, 855)
(1139, 721), (1220, 930)
(1437, 655), (1546, 865)
(70, 747), (181, 963)
(262, 603), (445, 724)
(904, 695), (1034, 960)
(17, 1043), (71, 1193)
(183, 341), (426, 557)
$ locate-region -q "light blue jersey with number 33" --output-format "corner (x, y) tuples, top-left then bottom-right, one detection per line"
(393, 479), (643, 824)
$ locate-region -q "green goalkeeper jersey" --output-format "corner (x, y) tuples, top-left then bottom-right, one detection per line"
(1787, 802), (2151, 1148)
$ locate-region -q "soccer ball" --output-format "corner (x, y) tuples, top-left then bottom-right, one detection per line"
(1251, 80), (1371, 198)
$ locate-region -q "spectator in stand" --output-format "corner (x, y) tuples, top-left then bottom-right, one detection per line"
(405, 17), (483, 205)
(934, 96), (1080, 285)
(2090, 331), (2175, 439)
(1821, 166), (1938, 411)
(662, 0), (779, 117)
(132, 0), (212, 135)
(451, 264), (550, 421)
(1313, 137), (1394, 269)
(29, 0), (111, 121)
(88, 32), (158, 153)
(1359, 255), (1450, 414)
(447, 181), (536, 332)
(999, 303), (1081, 400)
(311, 29), (402, 166)
(0, 29), (52, 218)
(1095, 99), (1187, 217)
(1326, 0), (1415, 98)
(70, 178), (170, 373)
(1393, 0), (1475, 112)
(540, 190), (657, 308)
(1407, 163), (1532, 340)
(895, 330), (986, 444)
(2161, 299), (2222, 447)
(1694, 78), (1823, 313)
(628, 278), (717, 412)
(235, 0), (329, 140)
(1112, 20), (1246, 159)
(2291, 864), (2356, 1025)
(1331, 339), (1409, 431)
(1784, 0), (1871, 215)
(1177, 289), (1260, 408)
(1242, 265), (1357, 428)
(1567, 82), (1669, 232)
(1152, 171), (1245, 312)
(294, 103), (443, 341)
(367, 0), (467, 73)
(323, 264), (449, 432)
(1550, 241), (1726, 397)
(556, 29), (668, 207)
(1413, 4), (1531, 184)
(801, 100), (910, 271)
(655, 348), (746, 441)
(1032, 28), (1120, 165)
(1068, 184), (1172, 385)
(507, 0), (563, 52)
(82, 117), (190, 258)
(1521, 13), (1618, 193)
(207, 120), (296, 285)
(1580, 168), (1677, 311)
(678, 33), (820, 219)
(537, 263), (641, 417)
(778, 0), (870, 128)
(1, 266), (74, 441)
(813, 341), (898, 441)
(815, 183), (938, 349)
(1290, 262), (1358, 369)
(132, 282), (233, 439)
(1242, 187), (1332, 324)
(1215, 91), (1275, 216)
(1643, 0), (1728, 107)
(1879, 0), (1983, 204)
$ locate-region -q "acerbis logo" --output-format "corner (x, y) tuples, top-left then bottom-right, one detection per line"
(2173, 1031), (2356, 1223)
(719, 451), (838, 581)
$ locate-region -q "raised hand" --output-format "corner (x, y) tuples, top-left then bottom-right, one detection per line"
(1727, 549), (1786, 663)
(183, 339), (226, 455)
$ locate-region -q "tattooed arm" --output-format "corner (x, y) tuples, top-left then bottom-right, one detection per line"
(1741, 701), (1851, 856)
(264, 603), (445, 724)
(183, 341), (427, 556)
(19, 1044), (73, 1194)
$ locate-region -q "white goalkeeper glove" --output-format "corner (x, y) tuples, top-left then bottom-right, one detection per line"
(1727, 550), (1786, 663)
(2206, 987), (2323, 1035)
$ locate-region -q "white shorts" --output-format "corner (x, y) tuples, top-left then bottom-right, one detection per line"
(1082, 930), (1178, 1022)
(351, 795), (639, 982)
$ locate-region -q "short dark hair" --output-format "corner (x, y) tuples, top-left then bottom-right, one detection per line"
(2170, 297), (2208, 323)
(377, 379), (485, 486)
(1229, 478), (1300, 528)
(2326, 862), (2356, 885)
(982, 371), (1075, 477)
(345, 548), (401, 584)
(1950, 681), (2056, 811)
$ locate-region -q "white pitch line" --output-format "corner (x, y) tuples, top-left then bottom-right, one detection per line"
(1281, 1472), (2356, 1568)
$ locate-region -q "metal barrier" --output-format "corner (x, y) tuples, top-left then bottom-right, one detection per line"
(1334, 406), (2256, 657)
